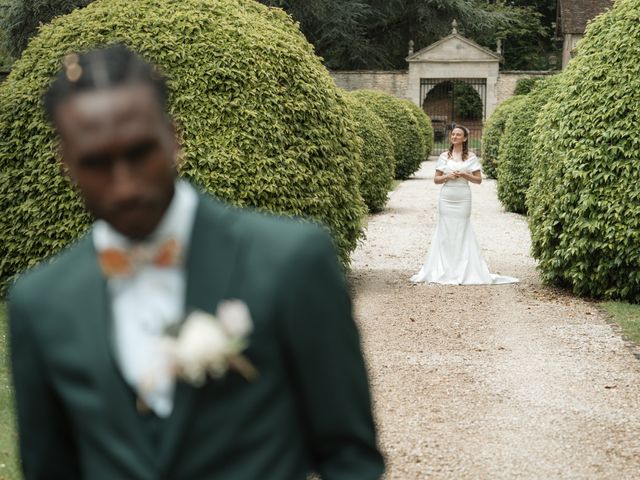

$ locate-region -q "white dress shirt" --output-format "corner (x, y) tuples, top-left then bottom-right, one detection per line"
(93, 180), (198, 417)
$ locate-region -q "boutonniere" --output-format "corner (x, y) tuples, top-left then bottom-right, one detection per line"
(160, 300), (259, 386)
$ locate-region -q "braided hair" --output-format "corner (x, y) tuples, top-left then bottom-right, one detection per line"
(447, 124), (470, 160)
(43, 44), (168, 124)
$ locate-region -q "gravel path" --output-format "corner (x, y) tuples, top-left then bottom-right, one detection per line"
(350, 158), (640, 479)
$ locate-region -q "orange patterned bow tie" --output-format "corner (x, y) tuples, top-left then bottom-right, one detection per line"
(98, 238), (182, 277)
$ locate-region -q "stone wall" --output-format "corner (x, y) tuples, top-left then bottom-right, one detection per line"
(332, 70), (555, 114)
(330, 70), (409, 99)
(496, 71), (555, 105)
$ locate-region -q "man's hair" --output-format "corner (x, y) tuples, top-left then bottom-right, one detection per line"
(43, 44), (168, 123)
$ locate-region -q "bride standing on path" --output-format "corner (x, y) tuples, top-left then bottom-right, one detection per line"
(410, 125), (518, 285)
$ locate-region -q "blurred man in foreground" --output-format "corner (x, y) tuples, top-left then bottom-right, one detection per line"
(9, 44), (383, 480)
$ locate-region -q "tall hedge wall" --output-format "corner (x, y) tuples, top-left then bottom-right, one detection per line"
(526, 0), (640, 302)
(401, 99), (434, 161)
(350, 89), (424, 180)
(0, 0), (367, 292)
(497, 78), (557, 214)
(344, 94), (394, 213)
(480, 95), (525, 179)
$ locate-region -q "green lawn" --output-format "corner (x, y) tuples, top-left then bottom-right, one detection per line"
(0, 303), (21, 480)
(602, 301), (640, 344)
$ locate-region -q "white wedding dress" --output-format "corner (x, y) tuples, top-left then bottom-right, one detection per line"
(410, 152), (518, 285)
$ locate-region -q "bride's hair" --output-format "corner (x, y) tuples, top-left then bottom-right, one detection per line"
(448, 124), (470, 160)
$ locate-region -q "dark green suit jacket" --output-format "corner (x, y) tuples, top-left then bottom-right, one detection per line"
(9, 192), (384, 480)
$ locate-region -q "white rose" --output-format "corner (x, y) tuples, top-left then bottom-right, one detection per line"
(171, 311), (232, 385)
(216, 300), (253, 339)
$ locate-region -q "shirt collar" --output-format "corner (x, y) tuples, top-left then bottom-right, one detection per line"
(93, 180), (199, 253)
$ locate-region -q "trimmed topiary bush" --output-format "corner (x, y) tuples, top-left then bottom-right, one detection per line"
(513, 77), (543, 96)
(480, 95), (525, 179)
(344, 94), (394, 213)
(0, 0), (367, 292)
(497, 78), (557, 214)
(401, 99), (434, 160)
(351, 89), (423, 180)
(453, 82), (483, 120)
(526, 0), (640, 302)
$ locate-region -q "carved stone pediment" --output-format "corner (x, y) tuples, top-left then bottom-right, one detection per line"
(407, 34), (501, 64)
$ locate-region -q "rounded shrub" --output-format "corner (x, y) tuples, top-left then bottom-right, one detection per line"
(526, 0), (640, 302)
(401, 99), (434, 160)
(480, 95), (525, 179)
(513, 77), (543, 96)
(344, 94), (394, 213)
(453, 82), (483, 120)
(0, 0), (367, 292)
(497, 78), (557, 214)
(350, 89), (424, 180)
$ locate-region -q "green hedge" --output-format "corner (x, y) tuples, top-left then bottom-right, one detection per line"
(453, 82), (483, 120)
(344, 94), (394, 213)
(0, 0), (367, 293)
(526, 0), (640, 302)
(350, 89), (424, 180)
(401, 99), (434, 160)
(513, 77), (543, 95)
(497, 78), (557, 214)
(480, 95), (525, 179)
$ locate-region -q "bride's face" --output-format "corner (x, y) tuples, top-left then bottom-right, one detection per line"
(450, 128), (467, 145)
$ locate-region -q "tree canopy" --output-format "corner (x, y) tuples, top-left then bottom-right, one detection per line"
(2, 0), (559, 70)
(260, 0), (558, 70)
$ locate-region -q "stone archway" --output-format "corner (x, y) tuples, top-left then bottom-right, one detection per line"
(406, 21), (500, 154)
(421, 78), (486, 152)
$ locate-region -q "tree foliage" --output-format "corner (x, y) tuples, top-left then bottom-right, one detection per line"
(487, 0), (559, 70)
(351, 90), (424, 180)
(513, 76), (543, 95)
(497, 77), (557, 214)
(344, 94), (395, 212)
(260, 0), (553, 70)
(526, 0), (640, 302)
(453, 82), (483, 120)
(4, 0), (558, 70)
(401, 99), (434, 159)
(0, 0), (367, 293)
(480, 95), (525, 179)
(258, 0), (381, 70)
(1, 0), (92, 57)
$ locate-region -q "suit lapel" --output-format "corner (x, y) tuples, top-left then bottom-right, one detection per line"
(158, 195), (241, 472)
(71, 238), (156, 466)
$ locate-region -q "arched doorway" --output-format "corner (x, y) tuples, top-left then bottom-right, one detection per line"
(406, 22), (500, 155)
(421, 78), (486, 153)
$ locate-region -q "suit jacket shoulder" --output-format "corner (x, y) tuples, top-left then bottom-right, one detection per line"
(9, 234), (95, 311)
(197, 192), (336, 273)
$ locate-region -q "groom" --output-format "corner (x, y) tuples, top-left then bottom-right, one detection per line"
(8, 45), (384, 480)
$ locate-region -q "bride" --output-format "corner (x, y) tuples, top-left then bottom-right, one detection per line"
(410, 125), (518, 285)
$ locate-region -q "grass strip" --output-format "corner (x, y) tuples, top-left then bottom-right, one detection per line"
(602, 301), (640, 345)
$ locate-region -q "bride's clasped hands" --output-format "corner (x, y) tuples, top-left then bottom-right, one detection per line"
(440, 170), (481, 184)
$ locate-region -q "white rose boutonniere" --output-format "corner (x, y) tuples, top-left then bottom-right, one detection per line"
(160, 300), (258, 386)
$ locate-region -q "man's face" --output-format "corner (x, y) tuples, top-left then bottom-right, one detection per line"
(55, 84), (177, 240)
